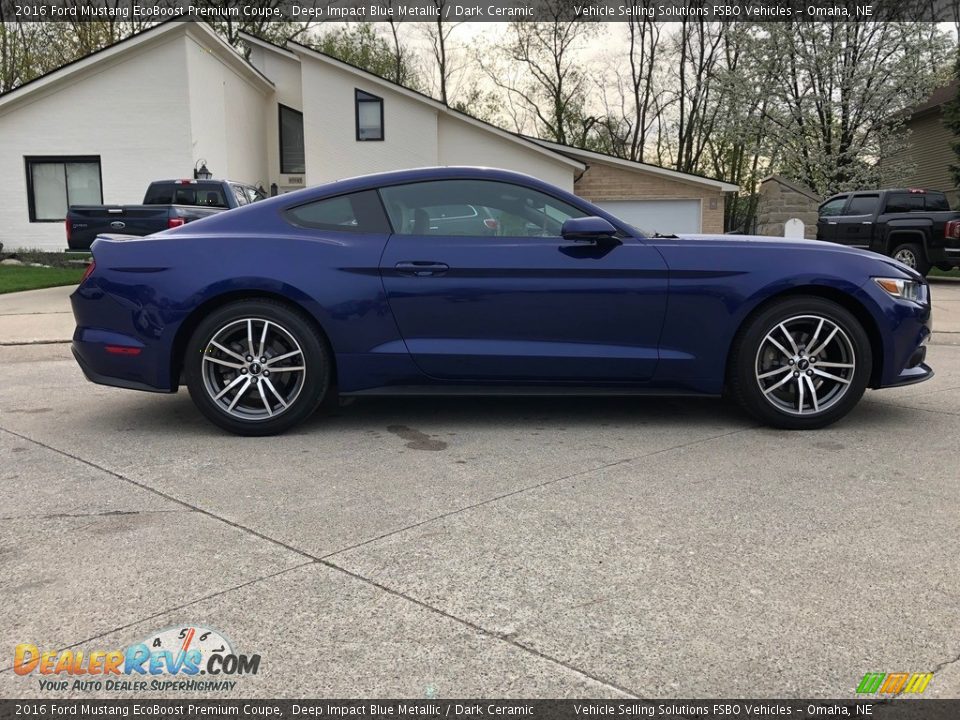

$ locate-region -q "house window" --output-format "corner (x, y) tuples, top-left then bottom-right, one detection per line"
(25, 156), (102, 222)
(279, 104), (305, 174)
(355, 89), (384, 141)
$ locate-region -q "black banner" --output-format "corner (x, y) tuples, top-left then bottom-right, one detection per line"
(1, 0), (958, 23)
(2, 700), (960, 720)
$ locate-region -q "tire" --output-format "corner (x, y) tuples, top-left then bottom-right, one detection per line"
(728, 297), (872, 430)
(184, 299), (332, 436)
(891, 243), (930, 276)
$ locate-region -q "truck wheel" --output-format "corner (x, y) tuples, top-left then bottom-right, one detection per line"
(728, 296), (872, 430)
(891, 243), (930, 276)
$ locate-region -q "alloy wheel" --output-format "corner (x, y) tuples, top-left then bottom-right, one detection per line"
(893, 248), (917, 268)
(201, 318), (306, 420)
(754, 314), (856, 416)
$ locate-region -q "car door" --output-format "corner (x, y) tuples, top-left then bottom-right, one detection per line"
(834, 194), (879, 248)
(378, 179), (669, 383)
(816, 196), (847, 241)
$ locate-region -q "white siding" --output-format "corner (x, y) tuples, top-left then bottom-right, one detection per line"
(298, 57), (440, 185)
(184, 33), (269, 188)
(438, 116), (574, 191)
(246, 46), (303, 190)
(0, 35), (194, 251)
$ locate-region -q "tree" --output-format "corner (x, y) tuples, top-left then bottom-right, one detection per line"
(305, 23), (420, 90)
(943, 48), (960, 190)
(762, 20), (952, 196)
(480, 3), (597, 146)
(594, 11), (666, 162)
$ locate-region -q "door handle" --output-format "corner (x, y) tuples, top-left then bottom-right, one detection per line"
(395, 261), (449, 277)
(827, 221), (838, 225)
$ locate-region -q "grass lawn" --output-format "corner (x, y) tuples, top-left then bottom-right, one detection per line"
(929, 267), (960, 279)
(0, 265), (85, 294)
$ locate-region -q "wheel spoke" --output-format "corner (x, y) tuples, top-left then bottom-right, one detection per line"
(263, 378), (288, 409)
(815, 361), (854, 369)
(257, 320), (270, 359)
(778, 323), (799, 354)
(266, 366), (304, 373)
(203, 356), (243, 369)
(763, 371), (794, 395)
(809, 326), (838, 358)
(764, 334), (793, 359)
(804, 375), (819, 412)
(758, 366), (791, 380)
(213, 373), (246, 401)
(247, 319), (256, 358)
(210, 341), (245, 362)
(257, 381), (273, 417)
(806, 318), (824, 354)
(796, 376), (805, 413)
(812, 368), (851, 385)
(266, 349), (302, 366)
(227, 378), (251, 411)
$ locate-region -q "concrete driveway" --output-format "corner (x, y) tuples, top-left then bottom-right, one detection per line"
(1, 280), (959, 699)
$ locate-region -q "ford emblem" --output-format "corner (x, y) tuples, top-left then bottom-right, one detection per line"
(110, 221), (126, 230)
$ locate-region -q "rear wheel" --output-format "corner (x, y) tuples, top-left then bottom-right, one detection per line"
(729, 297), (872, 429)
(891, 243), (930, 276)
(184, 300), (331, 436)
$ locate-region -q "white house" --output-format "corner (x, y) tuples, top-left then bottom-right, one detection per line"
(0, 21), (737, 252)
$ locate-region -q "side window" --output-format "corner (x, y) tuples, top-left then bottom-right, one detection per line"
(926, 194), (950, 211)
(355, 90), (384, 141)
(144, 183), (175, 205)
(883, 194), (923, 213)
(279, 105), (306, 174)
(843, 195), (879, 216)
(230, 184), (248, 207)
(378, 180), (587, 238)
(819, 197), (847, 217)
(284, 190), (390, 233)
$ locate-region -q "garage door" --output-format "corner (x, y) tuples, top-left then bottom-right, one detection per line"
(595, 199), (702, 235)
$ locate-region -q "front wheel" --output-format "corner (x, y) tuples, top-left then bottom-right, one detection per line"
(184, 300), (332, 436)
(891, 243), (930, 276)
(728, 297), (872, 429)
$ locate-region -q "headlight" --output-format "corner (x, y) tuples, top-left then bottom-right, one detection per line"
(874, 277), (926, 303)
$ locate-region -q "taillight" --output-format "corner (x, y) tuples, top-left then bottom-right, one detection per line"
(65, 219), (72, 243)
(80, 259), (96, 284)
(483, 218), (499, 231)
(946, 220), (960, 240)
(167, 217), (186, 229)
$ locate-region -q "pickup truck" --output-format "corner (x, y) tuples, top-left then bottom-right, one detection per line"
(816, 188), (960, 275)
(66, 179), (264, 250)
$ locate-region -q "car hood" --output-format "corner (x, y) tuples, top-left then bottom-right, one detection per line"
(663, 233), (924, 281)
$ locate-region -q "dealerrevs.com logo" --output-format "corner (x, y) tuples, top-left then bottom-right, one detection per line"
(14, 625), (260, 693)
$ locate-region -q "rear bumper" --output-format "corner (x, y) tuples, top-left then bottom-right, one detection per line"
(72, 343), (170, 393)
(70, 282), (177, 393)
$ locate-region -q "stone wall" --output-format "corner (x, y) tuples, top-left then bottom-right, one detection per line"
(754, 175), (822, 239)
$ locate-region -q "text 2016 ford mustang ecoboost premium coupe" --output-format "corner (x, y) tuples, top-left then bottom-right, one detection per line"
(71, 168), (932, 435)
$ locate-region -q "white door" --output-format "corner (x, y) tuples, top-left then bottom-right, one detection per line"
(595, 199), (702, 235)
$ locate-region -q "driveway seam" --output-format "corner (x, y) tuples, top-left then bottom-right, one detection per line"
(0, 562), (315, 675)
(1, 422), (740, 697)
(317, 557), (640, 699)
(320, 426), (756, 560)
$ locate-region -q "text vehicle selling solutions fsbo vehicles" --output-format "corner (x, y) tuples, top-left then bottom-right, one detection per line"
(70, 168), (933, 435)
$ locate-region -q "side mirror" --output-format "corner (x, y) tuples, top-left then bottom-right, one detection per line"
(561, 216), (618, 243)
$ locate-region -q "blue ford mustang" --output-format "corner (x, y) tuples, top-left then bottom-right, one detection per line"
(71, 167), (932, 435)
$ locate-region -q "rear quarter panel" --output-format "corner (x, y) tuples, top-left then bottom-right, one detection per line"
(80, 224), (399, 391)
